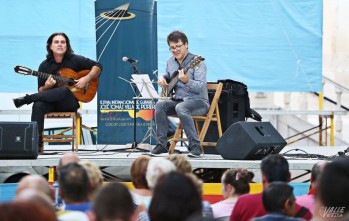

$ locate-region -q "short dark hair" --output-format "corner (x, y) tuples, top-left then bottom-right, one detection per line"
(317, 158), (349, 214)
(167, 31), (188, 45)
(93, 182), (134, 221)
(149, 171), (202, 221)
(262, 181), (294, 213)
(58, 163), (89, 202)
(261, 154), (289, 183)
(222, 169), (254, 195)
(46, 32), (74, 60)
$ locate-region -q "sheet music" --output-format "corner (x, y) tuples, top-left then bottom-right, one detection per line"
(131, 74), (160, 99)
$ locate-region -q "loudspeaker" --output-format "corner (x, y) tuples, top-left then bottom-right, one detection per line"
(0, 122), (38, 159)
(216, 122), (286, 160)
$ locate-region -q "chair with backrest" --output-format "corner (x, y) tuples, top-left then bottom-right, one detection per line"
(168, 82), (223, 154)
(42, 111), (81, 152)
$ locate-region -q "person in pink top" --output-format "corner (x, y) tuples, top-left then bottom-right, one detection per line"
(212, 168), (254, 219)
(296, 160), (328, 215)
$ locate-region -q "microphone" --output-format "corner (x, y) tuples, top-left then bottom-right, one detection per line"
(122, 56), (139, 63)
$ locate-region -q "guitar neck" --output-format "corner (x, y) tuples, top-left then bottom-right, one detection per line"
(167, 63), (192, 92)
(31, 70), (75, 85)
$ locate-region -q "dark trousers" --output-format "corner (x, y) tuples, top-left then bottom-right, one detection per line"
(30, 87), (80, 149)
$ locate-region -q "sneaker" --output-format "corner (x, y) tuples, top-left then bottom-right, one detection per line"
(188, 144), (203, 158)
(150, 143), (169, 155)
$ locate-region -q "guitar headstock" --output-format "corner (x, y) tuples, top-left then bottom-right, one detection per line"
(190, 56), (205, 69)
(14, 65), (33, 75)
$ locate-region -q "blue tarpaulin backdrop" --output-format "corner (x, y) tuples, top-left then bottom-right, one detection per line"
(158, 0), (323, 92)
(0, 0), (322, 93)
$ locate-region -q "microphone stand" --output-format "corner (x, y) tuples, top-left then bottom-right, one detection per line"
(131, 62), (139, 150)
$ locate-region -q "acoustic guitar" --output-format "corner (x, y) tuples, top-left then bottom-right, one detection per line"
(161, 55), (205, 97)
(14, 65), (98, 103)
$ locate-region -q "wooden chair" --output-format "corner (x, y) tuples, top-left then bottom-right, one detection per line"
(42, 112), (81, 152)
(169, 82), (223, 154)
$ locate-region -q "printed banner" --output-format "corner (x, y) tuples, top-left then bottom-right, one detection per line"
(95, 0), (157, 144)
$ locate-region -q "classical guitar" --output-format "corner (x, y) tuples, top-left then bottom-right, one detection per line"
(161, 55), (205, 97)
(14, 65), (98, 103)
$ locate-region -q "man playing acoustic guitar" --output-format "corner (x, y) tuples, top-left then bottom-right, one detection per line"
(13, 32), (102, 152)
(152, 30), (209, 157)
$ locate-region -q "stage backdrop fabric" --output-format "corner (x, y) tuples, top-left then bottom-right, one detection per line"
(157, 0), (323, 92)
(0, 0), (97, 92)
(95, 0), (158, 144)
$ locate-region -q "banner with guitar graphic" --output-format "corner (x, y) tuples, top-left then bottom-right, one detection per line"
(95, 0), (157, 145)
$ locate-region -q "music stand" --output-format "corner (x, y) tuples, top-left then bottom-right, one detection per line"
(131, 74), (159, 146)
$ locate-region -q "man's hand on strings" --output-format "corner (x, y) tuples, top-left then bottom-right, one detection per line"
(178, 69), (188, 83)
(44, 75), (57, 89)
(74, 76), (89, 89)
(158, 76), (168, 88)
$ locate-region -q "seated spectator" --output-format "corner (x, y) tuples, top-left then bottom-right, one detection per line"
(135, 158), (176, 221)
(130, 155), (152, 206)
(16, 189), (55, 213)
(16, 174), (53, 200)
(58, 152), (80, 169)
(314, 157), (349, 220)
(166, 154), (193, 174)
(212, 168), (254, 219)
(92, 182), (136, 221)
(0, 201), (58, 221)
(146, 158), (176, 191)
(188, 173), (214, 219)
(296, 161), (328, 215)
(149, 171), (203, 221)
(79, 160), (103, 201)
(230, 154), (312, 221)
(57, 163), (91, 221)
(251, 182), (305, 221)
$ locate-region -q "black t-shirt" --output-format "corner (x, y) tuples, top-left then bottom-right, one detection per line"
(37, 54), (102, 90)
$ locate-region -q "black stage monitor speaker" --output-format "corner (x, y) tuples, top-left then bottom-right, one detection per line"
(0, 122), (38, 159)
(216, 122), (287, 160)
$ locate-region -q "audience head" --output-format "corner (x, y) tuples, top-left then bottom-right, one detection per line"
(149, 171), (202, 221)
(58, 163), (89, 203)
(0, 201), (58, 221)
(15, 188), (55, 212)
(262, 181), (296, 216)
(316, 158), (349, 216)
(310, 161), (328, 191)
(261, 154), (290, 185)
(16, 174), (52, 199)
(146, 158), (176, 190)
(93, 182), (135, 221)
(58, 152), (80, 169)
(221, 168), (254, 198)
(79, 160), (103, 198)
(130, 155), (151, 189)
(166, 154), (192, 174)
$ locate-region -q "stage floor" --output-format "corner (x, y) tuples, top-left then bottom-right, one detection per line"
(0, 144), (345, 170)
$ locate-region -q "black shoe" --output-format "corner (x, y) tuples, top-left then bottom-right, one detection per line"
(188, 143), (203, 158)
(13, 95), (29, 108)
(150, 143), (169, 155)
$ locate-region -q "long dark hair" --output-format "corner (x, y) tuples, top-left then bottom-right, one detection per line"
(46, 32), (74, 60)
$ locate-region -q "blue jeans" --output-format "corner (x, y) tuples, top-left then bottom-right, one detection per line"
(155, 99), (209, 147)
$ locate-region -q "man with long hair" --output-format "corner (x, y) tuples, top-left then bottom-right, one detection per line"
(13, 32), (102, 152)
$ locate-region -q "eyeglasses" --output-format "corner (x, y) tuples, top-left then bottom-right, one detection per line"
(169, 43), (184, 52)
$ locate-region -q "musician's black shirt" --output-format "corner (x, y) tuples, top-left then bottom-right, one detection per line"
(37, 54), (102, 90)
